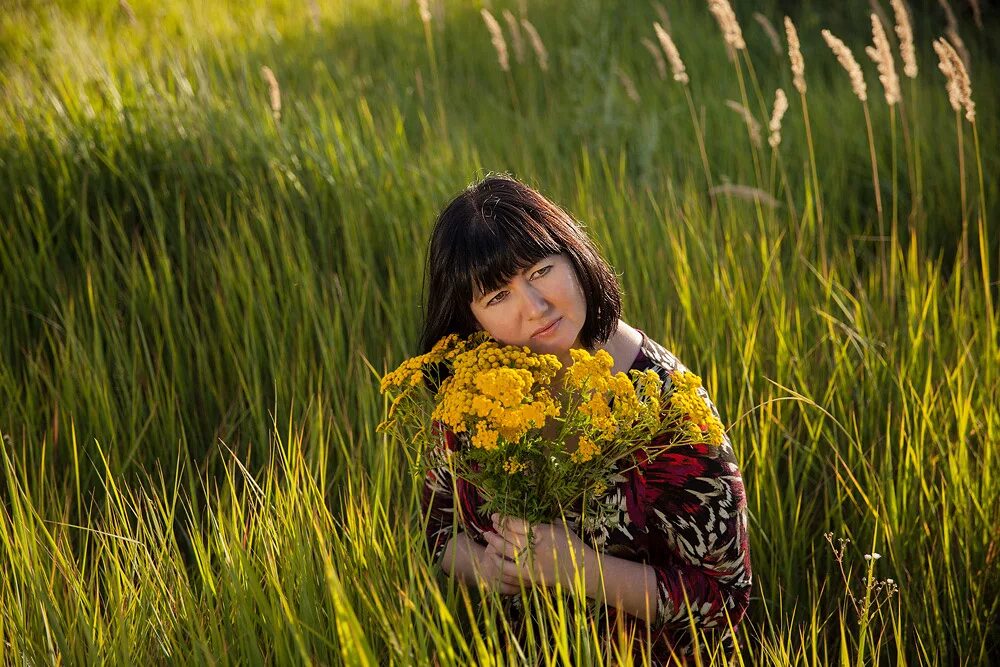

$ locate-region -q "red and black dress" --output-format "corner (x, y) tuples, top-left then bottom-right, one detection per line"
(421, 330), (752, 664)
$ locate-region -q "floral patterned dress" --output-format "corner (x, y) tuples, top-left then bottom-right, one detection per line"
(421, 330), (752, 664)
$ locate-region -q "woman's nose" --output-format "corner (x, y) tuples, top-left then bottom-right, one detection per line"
(523, 284), (550, 318)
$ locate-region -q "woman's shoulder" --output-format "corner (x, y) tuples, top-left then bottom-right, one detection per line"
(629, 328), (685, 377)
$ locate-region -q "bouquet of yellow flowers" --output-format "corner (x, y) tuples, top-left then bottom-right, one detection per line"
(378, 332), (724, 525)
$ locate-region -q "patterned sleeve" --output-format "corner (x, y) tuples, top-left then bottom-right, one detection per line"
(641, 387), (752, 640)
(421, 420), (466, 567)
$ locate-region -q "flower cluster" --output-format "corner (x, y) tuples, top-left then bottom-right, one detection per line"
(378, 332), (723, 523)
(429, 338), (561, 447)
(666, 370), (726, 446)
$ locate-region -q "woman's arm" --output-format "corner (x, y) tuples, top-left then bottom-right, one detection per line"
(640, 441), (753, 634)
(422, 423), (467, 565)
(439, 532), (489, 586)
(583, 550), (659, 624)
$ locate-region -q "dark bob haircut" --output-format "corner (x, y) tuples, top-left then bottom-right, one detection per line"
(418, 173), (622, 356)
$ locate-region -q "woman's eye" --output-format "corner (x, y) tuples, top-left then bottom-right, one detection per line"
(534, 265), (553, 278)
(488, 291), (508, 305)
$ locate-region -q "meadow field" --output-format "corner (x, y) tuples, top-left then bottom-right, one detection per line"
(1, 0), (997, 664)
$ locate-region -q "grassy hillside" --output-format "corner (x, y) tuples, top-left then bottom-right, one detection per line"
(1, 0), (997, 663)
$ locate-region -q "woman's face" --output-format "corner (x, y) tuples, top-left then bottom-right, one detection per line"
(469, 252), (586, 363)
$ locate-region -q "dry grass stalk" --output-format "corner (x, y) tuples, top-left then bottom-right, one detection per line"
(414, 68), (425, 100)
(867, 0), (894, 40)
(709, 184), (780, 208)
(945, 26), (971, 69)
(653, 22), (689, 85)
(260, 66), (281, 122)
(753, 12), (782, 54)
(889, 0), (917, 77)
(938, 0), (971, 68)
(938, 0), (959, 28)
(417, 0), (431, 25)
(768, 88), (788, 148)
(520, 18), (549, 72)
(641, 37), (667, 80)
(307, 0), (320, 30)
(502, 9), (525, 64)
(821, 30), (867, 102)
(725, 100), (762, 146)
(653, 2), (672, 33)
(933, 37), (975, 122)
(865, 14), (901, 106)
(481, 9), (510, 72)
(118, 0), (138, 25)
(784, 17), (806, 94)
(615, 67), (641, 103)
(708, 0), (746, 51)
(969, 0), (983, 29)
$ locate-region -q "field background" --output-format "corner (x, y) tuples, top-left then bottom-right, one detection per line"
(1, 0), (997, 664)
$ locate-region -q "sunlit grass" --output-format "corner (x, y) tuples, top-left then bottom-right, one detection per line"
(1, 0), (997, 664)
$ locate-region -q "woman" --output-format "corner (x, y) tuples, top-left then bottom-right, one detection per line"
(418, 174), (752, 664)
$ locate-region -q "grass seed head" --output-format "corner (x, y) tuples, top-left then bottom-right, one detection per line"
(784, 17), (806, 94)
(969, 0), (983, 29)
(933, 37), (975, 122)
(502, 10), (525, 64)
(654, 22), (689, 85)
(520, 18), (549, 72)
(417, 0), (431, 25)
(937, 0), (971, 69)
(118, 0), (137, 25)
(653, 2), (672, 33)
(768, 88), (788, 148)
(615, 66), (641, 103)
(821, 29), (867, 102)
(725, 100), (762, 146)
(641, 36), (667, 80)
(481, 9), (509, 72)
(260, 66), (281, 122)
(753, 12), (782, 54)
(707, 0), (746, 51)
(865, 14), (901, 106)
(889, 0), (917, 78)
(709, 184), (780, 208)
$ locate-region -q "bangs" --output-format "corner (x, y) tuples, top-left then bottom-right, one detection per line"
(457, 204), (563, 303)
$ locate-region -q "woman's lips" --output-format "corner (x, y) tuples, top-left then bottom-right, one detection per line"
(532, 317), (561, 338)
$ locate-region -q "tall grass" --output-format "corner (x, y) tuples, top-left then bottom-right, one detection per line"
(1, 0), (997, 664)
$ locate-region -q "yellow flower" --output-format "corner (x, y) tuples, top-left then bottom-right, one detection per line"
(640, 369), (661, 400)
(570, 436), (601, 463)
(706, 420), (725, 446)
(471, 428), (500, 450)
(503, 458), (527, 474)
(563, 348), (613, 392)
(672, 370), (702, 393)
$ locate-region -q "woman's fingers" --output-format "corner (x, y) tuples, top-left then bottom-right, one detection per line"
(497, 553), (532, 579)
(481, 538), (527, 592)
(491, 513), (531, 536)
(484, 528), (526, 560)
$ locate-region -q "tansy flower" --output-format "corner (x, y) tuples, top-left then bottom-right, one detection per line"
(570, 436), (601, 463)
(472, 428), (500, 450)
(503, 458), (527, 474)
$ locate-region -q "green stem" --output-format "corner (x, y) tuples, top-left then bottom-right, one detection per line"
(683, 86), (715, 206)
(862, 101), (885, 288)
(800, 91), (827, 274)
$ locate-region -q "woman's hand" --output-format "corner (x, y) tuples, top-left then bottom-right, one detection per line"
(473, 537), (523, 595)
(483, 513), (595, 591)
